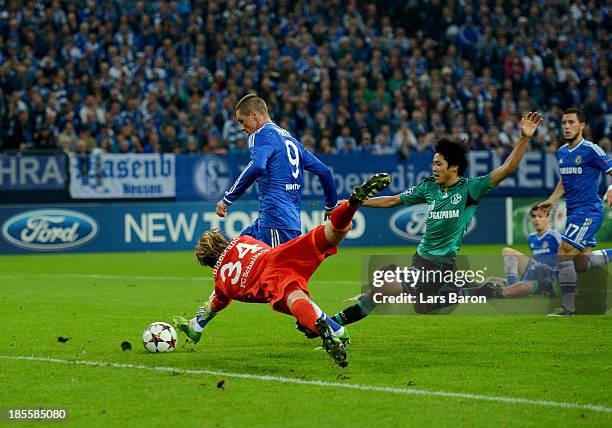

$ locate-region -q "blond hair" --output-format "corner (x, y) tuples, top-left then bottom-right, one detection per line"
(234, 93), (268, 116)
(195, 229), (229, 267)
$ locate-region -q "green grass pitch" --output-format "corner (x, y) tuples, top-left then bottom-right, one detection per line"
(1, 243), (611, 427)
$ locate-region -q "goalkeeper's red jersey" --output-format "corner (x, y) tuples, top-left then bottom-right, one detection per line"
(211, 235), (272, 310)
(210, 225), (337, 313)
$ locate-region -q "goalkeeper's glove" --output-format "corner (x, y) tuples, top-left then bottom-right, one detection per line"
(195, 301), (217, 329)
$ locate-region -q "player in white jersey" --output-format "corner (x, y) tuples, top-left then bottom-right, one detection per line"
(538, 108), (612, 315)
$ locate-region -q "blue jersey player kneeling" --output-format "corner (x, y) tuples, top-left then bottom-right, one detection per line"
(216, 94), (337, 247)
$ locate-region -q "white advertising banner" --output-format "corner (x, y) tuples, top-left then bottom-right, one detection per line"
(69, 153), (176, 199)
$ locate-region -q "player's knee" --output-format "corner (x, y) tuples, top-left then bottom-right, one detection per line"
(285, 289), (309, 308)
(322, 223), (344, 248)
(502, 247), (517, 256)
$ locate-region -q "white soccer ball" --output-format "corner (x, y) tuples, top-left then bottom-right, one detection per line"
(142, 322), (177, 353)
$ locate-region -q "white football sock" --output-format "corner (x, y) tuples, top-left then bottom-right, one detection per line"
(558, 261), (576, 312)
(503, 255), (519, 284)
(587, 250), (609, 270)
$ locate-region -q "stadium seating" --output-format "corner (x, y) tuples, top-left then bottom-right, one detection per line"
(0, 1), (609, 155)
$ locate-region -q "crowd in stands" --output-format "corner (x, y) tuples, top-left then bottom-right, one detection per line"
(0, 0), (610, 158)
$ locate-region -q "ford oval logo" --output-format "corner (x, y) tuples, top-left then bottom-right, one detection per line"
(389, 205), (477, 242)
(1, 209), (98, 251)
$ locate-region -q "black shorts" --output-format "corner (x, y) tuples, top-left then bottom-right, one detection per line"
(406, 253), (455, 296)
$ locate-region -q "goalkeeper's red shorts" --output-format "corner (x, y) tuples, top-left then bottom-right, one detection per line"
(260, 225), (338, 314)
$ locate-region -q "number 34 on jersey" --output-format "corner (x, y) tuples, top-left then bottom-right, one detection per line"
(218, 242), (270, 287)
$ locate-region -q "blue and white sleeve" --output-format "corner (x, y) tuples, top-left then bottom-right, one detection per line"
(222, 134), (274, 205)
(302, 149), (338, 210)
(591, 144), (612, 174)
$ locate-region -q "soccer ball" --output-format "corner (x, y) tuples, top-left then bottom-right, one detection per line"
(142, 322), (177, 353)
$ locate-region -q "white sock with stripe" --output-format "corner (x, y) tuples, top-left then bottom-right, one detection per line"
(309, 300), (345, 337)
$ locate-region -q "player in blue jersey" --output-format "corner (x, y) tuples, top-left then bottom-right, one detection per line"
(538, 107), (612, 315)
(486, 204), (561, 297)
(215, 94), (337, 247)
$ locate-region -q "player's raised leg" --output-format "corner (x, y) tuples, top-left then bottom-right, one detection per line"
(295, 173), (392, 336)
(502, 247), (529, 285)
(324, 173), (392, 247)
(304, 172), (391, 258)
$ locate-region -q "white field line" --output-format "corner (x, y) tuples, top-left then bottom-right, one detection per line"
(1, 355), (610, 414)
(0, 273), (358, 285)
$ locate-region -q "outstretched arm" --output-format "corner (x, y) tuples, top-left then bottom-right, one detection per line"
(489, 112), (543, 187)
(362, 195), (403, 208)
(216, 139), (274, 217)
(537, 179), (565, 213)
(195, 292), (231, 329)
(362, 179), (429, 208)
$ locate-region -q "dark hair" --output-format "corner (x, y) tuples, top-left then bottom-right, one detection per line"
(530, 203), (550, 217)
(434, 137), (470, 176)
(563, 107), (585, 123)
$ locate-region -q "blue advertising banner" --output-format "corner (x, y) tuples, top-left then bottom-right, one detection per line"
(0, 154), (66, 190)
(0, 199), (506, 254)
(470, 151), (558, 196)
(175, 154), (243, 202)
(175, 151), (573, 202)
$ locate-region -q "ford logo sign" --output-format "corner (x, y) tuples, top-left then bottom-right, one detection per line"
(1, 209), (98, 251)
(389, 205), (477, 242)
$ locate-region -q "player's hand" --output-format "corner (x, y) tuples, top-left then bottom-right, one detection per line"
(216, 200), (228, 217)
(519, 111), (544, 138)
(605, 189), (612, 208)
(535, 199), (553, 215)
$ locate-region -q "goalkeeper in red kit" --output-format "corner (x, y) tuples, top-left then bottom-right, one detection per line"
(173, 173), (392, 367)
